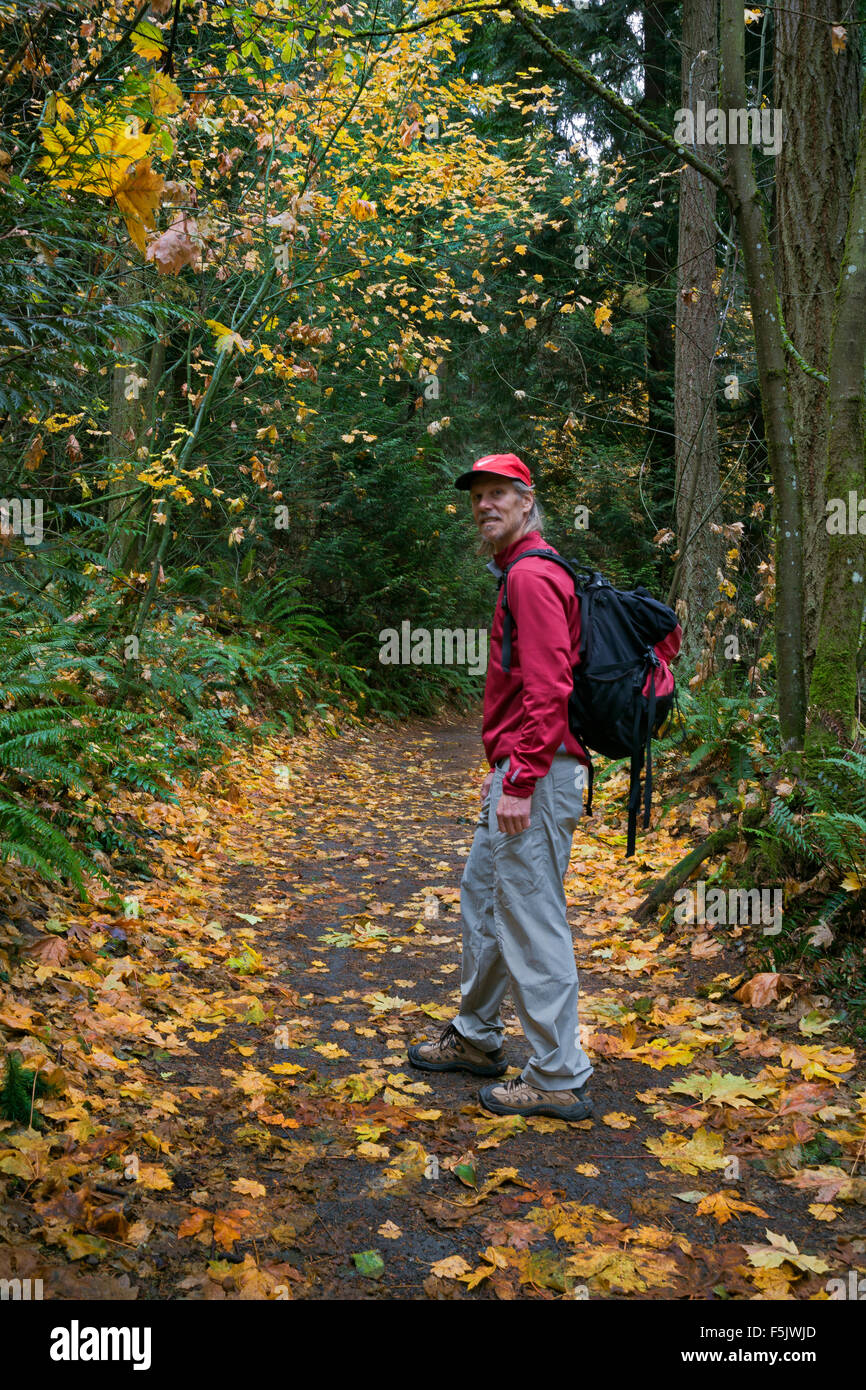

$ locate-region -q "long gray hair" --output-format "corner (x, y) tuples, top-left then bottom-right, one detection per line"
(474, 478), (545, 556)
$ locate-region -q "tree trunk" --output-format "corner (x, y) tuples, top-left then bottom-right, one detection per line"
(719, 0), (805, 748)
(640, 2), (676, 486)
(807, 74), (866, 749)
(107, 259), (161, 573)
(774, 3), (860, 682)
(671, 0), (723, 663)
(507, 0), (809, 745)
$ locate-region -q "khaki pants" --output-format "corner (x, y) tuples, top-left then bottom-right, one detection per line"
(453, 753), (593, 1091)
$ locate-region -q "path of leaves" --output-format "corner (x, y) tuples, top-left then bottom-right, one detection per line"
(1, 716), (864, 1299)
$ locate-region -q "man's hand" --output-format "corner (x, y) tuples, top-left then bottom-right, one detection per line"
(496, 791), (531, 835)
(480, 769), (494, 803)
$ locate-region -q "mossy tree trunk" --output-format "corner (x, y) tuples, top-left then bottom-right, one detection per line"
(807, 75), (866, 750)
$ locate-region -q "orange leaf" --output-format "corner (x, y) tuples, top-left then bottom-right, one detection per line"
(115, 158), (164, 254)
(213, 1208), (251, 1251)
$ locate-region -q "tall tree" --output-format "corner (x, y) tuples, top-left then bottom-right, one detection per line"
(671, 0), (723, 661)
(505, 0), (808, 749)
(774, 3), (860, 678)
(639, 1), (677, 483)
(807, 69), (866, 749)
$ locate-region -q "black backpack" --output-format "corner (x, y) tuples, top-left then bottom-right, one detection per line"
(498, 549), (681, 856)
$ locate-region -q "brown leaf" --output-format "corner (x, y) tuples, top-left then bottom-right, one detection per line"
(145, 214), (201, 276)
(776, 1082), (833, 1116)
(24, 934), (69, 965)
(735, 972), (787, 1007)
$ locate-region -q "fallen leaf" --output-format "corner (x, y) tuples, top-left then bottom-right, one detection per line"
(232, 1178), (266, 1198)
(352, 1250), (385, 1279)
(431, 1254), (472, 1279)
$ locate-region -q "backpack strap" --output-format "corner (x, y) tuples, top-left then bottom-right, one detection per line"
(626, 649), (659, 857)
(498, 548), (577, 674)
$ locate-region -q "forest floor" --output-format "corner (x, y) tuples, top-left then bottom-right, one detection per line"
(1, 713), (864, 1300)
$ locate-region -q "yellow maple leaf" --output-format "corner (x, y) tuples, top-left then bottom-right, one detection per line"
(40, 113), (155, 217)
(749, 1265), (794, 1297)
(635, 1038), (698, 1069)
(566, 1248), (677, 1293)
(205, 320), (251, 356)
(149, 71), (183, 117)
(460, 1262), (496, 1290)
(357, 1141), (390, 1160)
(645, 1127), (728, 1174)
(695, 1191), (768, 1225)
(232, 1177), (266, 1198)
(354, 1121), (389, 1142)
(137, 1163), (174, 1190)
(131, 20), (166, 61)
(809, 1202), (840, 1222)
(431, 1254), (472, 1278)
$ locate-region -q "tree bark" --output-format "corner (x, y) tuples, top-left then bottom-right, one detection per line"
(774, 3), (860, 681)
(640, 2), (676, 485)
(807, 74), (866, 749)
(671, 0), (723, 663)
(719, 0), (805, 747)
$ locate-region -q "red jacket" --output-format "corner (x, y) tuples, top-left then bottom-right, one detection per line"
(483, 530), (589, 798)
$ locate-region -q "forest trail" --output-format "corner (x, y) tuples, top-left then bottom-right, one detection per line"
(1, 714), (863, 1300)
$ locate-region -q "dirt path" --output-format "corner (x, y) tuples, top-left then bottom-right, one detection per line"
(1, 714), (863, 1300)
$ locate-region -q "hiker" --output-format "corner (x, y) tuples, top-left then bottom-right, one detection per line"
(409, 452), (595, 1121)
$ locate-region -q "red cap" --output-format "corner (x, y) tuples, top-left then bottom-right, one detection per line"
(454, 452), (532, 491)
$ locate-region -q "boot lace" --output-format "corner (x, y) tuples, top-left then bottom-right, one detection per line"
(437, 1022), (462, 1049)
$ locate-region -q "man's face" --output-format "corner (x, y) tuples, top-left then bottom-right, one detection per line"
(470, 476), (533, 551)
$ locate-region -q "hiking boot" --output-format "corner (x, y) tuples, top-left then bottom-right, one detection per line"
(408, 1022), (507, 1077)
(479, 1075), (593, 1122)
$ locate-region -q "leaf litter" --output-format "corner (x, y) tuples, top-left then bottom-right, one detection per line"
(0, 715), (864, 1299)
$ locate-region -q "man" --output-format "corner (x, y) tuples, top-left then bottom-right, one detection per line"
(408, 452), (594, 1121)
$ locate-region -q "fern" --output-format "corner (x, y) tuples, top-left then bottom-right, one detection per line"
(0, 1052), (53, 1127)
